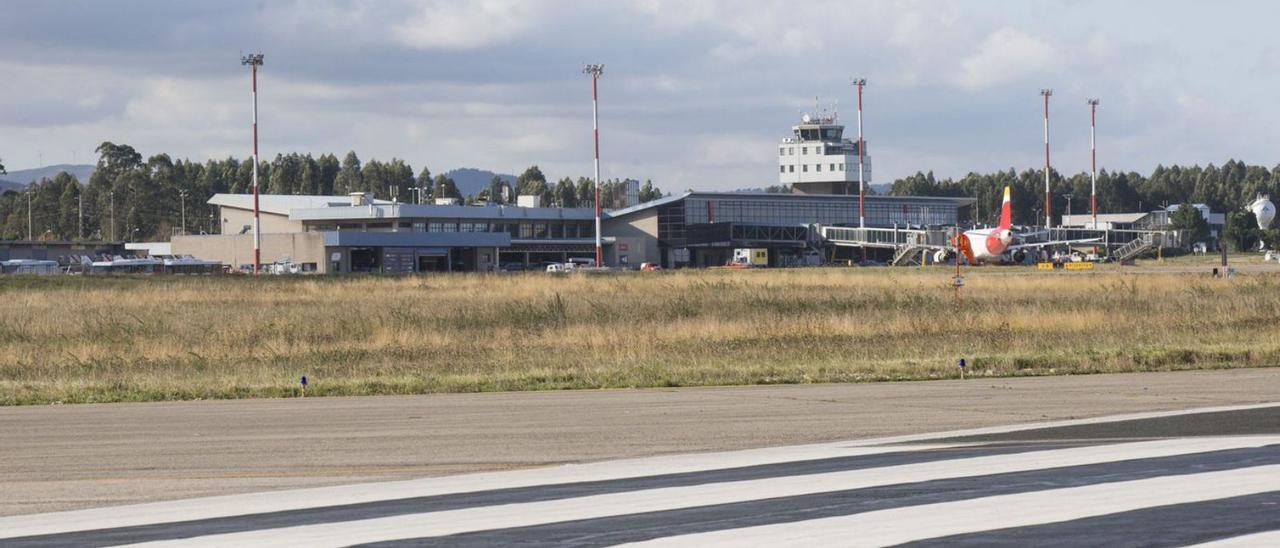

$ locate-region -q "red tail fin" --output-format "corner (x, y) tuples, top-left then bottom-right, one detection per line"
(999, 186), (1012, 229)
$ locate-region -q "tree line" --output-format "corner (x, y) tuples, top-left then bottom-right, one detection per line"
(0, 143), (663, 242)
(888, 160), (1280, 250)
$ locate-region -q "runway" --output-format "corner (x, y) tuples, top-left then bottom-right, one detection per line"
(4, 367), (1279, 517)
(2, 402), (1277, 547)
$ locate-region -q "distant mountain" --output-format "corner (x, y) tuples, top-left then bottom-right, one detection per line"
(444, 168), (515, 198)
(0, 164), (95, 192)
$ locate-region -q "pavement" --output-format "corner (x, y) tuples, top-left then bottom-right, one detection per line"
(1, 367), (1278, 519)
(2, 402), (1277, 546)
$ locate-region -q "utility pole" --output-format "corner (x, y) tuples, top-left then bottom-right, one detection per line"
(77, 192), (83, 240)
(852, 78), (867, 229)
(1041, 89), (1053, 230)
(1088, 98), (1100, 229)
(179, 189), (188, 236)
(242, 52), (264, 274)
(852, 77), (868, 264)
(583, 63), (605, 268)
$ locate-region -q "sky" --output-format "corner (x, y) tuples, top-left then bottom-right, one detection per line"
(2, 0), (1279, 191)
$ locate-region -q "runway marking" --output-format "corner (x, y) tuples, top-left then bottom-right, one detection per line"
(0, 443), (969, 539)
(624, 466), (1280, 547)
(3, 403), (1277, 547)
(111, 437), (1280, 547)
(1186, 530), (1280, 547)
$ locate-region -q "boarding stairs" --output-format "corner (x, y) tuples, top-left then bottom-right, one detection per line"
(1111, 232), (1160, 261)
(891, 245), (927, 266)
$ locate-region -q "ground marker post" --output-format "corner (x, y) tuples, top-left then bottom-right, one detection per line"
(958, 358), (966, 380)
(300, 375), (307, 398)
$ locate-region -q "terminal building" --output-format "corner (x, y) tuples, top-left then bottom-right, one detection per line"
(171, 111), (974, 272)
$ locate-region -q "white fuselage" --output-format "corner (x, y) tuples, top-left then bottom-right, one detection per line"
(964, 227), (1015, 261)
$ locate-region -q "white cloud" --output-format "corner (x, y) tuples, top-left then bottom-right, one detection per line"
(392, 0), (546, 50)
(954, 28), (1056, 90)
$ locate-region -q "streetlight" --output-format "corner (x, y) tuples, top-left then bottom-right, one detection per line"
(582, 63), (604, 268)
(851, 78), (867, 228)
(1040, 88), (1053, 230)
(109, 190), (116, 242)
(1088, 98), (1100, 229)
(178, 189), (188, 236)
(1064, 193), (1074, 218)
(26, 188), (33, 241)
(241, 51), (265, 274)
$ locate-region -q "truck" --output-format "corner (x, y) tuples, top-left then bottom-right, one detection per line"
(731, 248), (769, 267)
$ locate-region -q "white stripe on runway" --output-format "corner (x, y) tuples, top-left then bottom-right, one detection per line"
(5, 401), (1277, 538)
(0, 443), (967, 539)
(1184, 530), (1280, 547)
(119, 436), (1280, 547)
(626, 465), (1280, 547)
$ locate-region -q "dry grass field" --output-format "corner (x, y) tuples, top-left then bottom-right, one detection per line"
(3, 266), (1280, 405)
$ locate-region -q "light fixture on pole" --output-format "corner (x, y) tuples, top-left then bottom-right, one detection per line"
(179, 189), (188, 236)
(1088, 98), (1100, 229)
(241, 52), (265, 274)
(1064, 193), (1073, 217)
(583, 63), (605, 268)
(1040, 88), (1053, 230)
(26, 188), (33, 241)
(851, 78), (867, 229)
(109, 190), (115, 242)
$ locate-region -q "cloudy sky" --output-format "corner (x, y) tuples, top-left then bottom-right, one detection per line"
(2, 0), (1277, 190)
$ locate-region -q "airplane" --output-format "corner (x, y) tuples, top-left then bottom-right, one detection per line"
(953, 186), (1100, 264)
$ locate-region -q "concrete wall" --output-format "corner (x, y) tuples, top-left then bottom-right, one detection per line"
(171, 233), (327, 272)
(219, 207), (304, 235)
(603, 209), (659, 266)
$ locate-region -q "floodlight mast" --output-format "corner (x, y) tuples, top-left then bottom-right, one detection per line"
(583, 63), (604, 268)
(1088, 98), (1100, 228)
(241, 52), (264, 274)
(1041, 89), (1053, 230)
(852, 78), (866, 229)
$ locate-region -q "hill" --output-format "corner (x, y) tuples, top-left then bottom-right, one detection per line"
(443, 168), (515, 198)
(0, 164), (95, 192)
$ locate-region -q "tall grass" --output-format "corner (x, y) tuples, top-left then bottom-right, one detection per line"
(2, 268), (1279, 405)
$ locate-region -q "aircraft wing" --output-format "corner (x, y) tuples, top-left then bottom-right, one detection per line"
(1006, 237), (1101, 251)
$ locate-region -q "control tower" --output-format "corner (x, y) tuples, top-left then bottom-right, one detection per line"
(778, 112), (871, 195)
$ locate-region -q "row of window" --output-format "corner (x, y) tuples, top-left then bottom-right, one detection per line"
(780, 146), (828, 156)
(309, 221), (596, 239)
(683, 199), (958, 227)
(781, 163), (853, 174)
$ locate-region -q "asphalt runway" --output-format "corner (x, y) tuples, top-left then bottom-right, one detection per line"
(1, 368), (1279, 518)
(2, 403), (1277, 546)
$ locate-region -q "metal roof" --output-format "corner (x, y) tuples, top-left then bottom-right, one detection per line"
(208, 194), (395, 216)
(605, 191), (977, 220)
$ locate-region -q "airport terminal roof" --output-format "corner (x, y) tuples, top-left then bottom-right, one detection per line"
(208, 194), (395, 216)
(605, 191), (977, 220)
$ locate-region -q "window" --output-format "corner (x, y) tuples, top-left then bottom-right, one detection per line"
(550, 223), (563, 238)
(801, 147), (807, 154)
(839, 163), (844, 171)
(830, 163), (836, 171)
(519, 223), (533, 238)
(816, 164), (822, 172)
(789, 165), (795, 173)
(780, 166), (786, 174)
(788, 147), (794, 155)
(802, 165), (809, 172)
(817, 146), (824, 155)
(779, 148), (785, 156)
(412, 222), (426, 232)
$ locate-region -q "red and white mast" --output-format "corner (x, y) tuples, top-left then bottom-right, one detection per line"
(1041, 88), (1052, 230)
(583, 64), (604, 268)
(242, 52), (264, 274)
(1088, 98), (1100, 228)
(852, 78), (866, 228)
